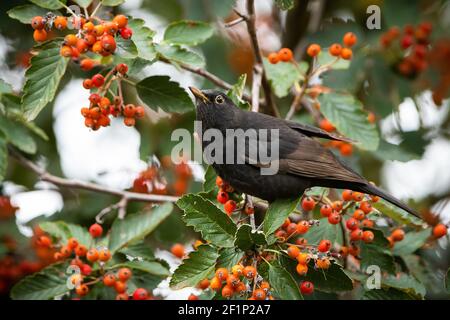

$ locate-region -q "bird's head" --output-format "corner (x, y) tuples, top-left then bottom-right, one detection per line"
(189, 87), (237, 126)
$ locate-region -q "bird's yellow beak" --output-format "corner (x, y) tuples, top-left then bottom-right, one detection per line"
(189, 86), (210, 103)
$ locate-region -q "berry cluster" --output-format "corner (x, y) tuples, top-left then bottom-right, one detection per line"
(81, 64), (145, 130)
(35, 222), (150, 300)
(306, 32), (358, 60)
(267, 48), (294, 64)
(319, 119), (354, 157)
(216, 176), (254, 216)
(380, 23), (432, 77)
(132, 158), (193, 196)
(31, 14), (132, 60)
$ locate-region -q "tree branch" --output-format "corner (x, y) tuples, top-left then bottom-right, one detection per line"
(10, 149), (179, 204)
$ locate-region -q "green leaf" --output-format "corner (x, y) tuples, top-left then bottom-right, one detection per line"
(362, 287), (418, 300)
(392, 229), (431, 256)
(29, 0), (65, 10)
(318, 93), (379, 150)
(115, 37), (138, 59)
(373, 200), (424, 227)
(0, 79), (13, 94)
(170, 245), (219, 289)
(360, 243), (396, 275)
(11, 263), (70, 300)
(0, 133), (7, 182)
(65, 223), (92, 247)
(318, 51), (350, 70)
(73, 0), (93, 7)
(274, 0), (295, 10)
(302, 218), (343, 245)
(445, 268), (450, 293)
(101, 0), (124, 6)
(119, 242), (155, 260)
(7, 5), (57, 24)
(136, 76), (194, 113)
(39, 221), (69, 241)
(263, 58), (304, 98)
(305, 186), (329, 197)
(0, 116), (36, 154)
(156, 43), (204, 67)
(164, 20), (214, 46)
(216, 248), (244, 269)
(4, 111), (49, 141)
(108, 260), (170, 277)
(128, 18), (157, 61)
(382, 273), (426, 297)
(22, 41), (69, 120)
(372, 139), (420, 162)
(227, 74), (250, 110)
(203, 166), (218, 192)
(263, 196), (301, 237)
(234, 224), (267, 251)
(268, 264), (303, 300)
(108, 203), (173, 253)
(177, 194), (237, 247)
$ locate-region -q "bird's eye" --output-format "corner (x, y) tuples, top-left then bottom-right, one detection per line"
(215, 95), (225, 104)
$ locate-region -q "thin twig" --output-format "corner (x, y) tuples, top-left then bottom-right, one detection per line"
(224, 17), (245, 28)
(251, 65), (262, 112)
(90, 2), (102, 18)
(9, 149), (179, 204)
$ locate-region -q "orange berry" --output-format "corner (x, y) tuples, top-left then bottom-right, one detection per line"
(350, 229), (363, 241)
(340, 47), (353, 60)
(74, 245), (87, 258)
(93, 24), (105, 37)
(64, 34), (78, 46)
(352, 192), (364, 202)
(353, 209), (365, 221)
(118, 268), (132, 281)
(339, 143), (353, 156)
(367, 112), (376, 123)
(31, 16), (45, 30)
(171, 243), (185, 258)
(328, 211), (341, 224)
(301, 196), (316, 211)
(253, 288), (266, 300)
(124, 117), (136, 126)
(215, 268), (228, 281)
(391, 229), (405, 242)
(80, 58), (96, 71)
(307, 44), (321, 57)
(75, 284), (89, 296)
(361, 219), (374, 228)
(116, 293), (129, 300)
(287, 245), (300, 258)
(231, 264), (244, 277)
(296, 220), (310, 234)
(188, 294), (199, 300)
(342, 189), (353, 201)
(224, 200), (236, 215)
(114, 281), (127, 293)
(318, 239), (331, 252)
(104, 21), (119, 35)
(319, 118), (335, 132)
(221, 284), (234, 298)
(76, 39), (89, 53)
(33, 29), (48, 42)
(198, 278), (210, 289)
(332, 201), (343, 212)
(235, 282), (247, 295)
(346, 217), (359, 231)
(433, 223), (448, 238)
(320, 204), (332, 217)
(113, 15), (129, 28)
(359, 201), (372, 214)
(343, 32), (357, 47)
(268, 52), (279, 64)
(296, 252), (310, 265)
(98, 248), (111, 262)
(67, 237), (79, 250)
(282, 218), (291, 229)
(226, 274), (240, 287)
(278, 48), (293, 62)
(210, 276), (222, 290)
(315, 257), (331, 269)
(296, 263), (308, 276)
(38, 235), (52, 247)
(54, 16), (67, 30)
(103, 273), (116, 287)
(362, 230), (374, 243)
(329, 43), (342, 56)
(243, 266), (256, 279)
(60, 245), (72, 258)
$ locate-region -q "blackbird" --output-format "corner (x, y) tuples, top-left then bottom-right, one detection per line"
(189, 87), (420, 218)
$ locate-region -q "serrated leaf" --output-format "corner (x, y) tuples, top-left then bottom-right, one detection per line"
(136, 76), (194, 113)
(7, 5), (57, 24)
(170, 245), (219, 289)
(382, 273), (426, 297)
(360, 243), (396, 275)
(115, 37), (138, 59)
(203, 166), (218, 192)
(274, 0), (295, 10)
(234, 224), (267, 251)
(392, 229), (431, 256)
(128, 19), (157, 61)
(216, 248), (244, 269)
(101, 0), (124, 6)
(0, 134), (7, 182)
(29, 0), (65, 10)
(269, 264), (303, 300)
(164, 20), (214, 46)
(373, 200), (424, 227)
(156, 43), (204, 67)
(0, 116), (36, 154)
(108, 203), (173, 253)
(263, 196), (301, 237)
(302, 218), (343, 245)
(22, 41), (69, 120)
(177, 194), (237, 247)
(108, 260), (170, 277)
(263, 58), (304, 98)
(318, 93), (379, 150)
(11, 263), (70, 300)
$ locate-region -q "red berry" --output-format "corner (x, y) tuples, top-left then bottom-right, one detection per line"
(89, 93), (101, 105)
(342, 189), (353, 201)
(301, 196), (316, 211)
(81, 264), (92, 275)
(116, 63), (128, 74)
(171, 243), (185, 258)
(300, 281), (314, 295)
(296, 220), (310, 234)
(120, 28), (133, 39)
(320, 204), (332, 217)
(224, 200), (236, 215)
(401, 35), (413, 49)
(318, 239), (331, 252)
(433, 223), (448, 238)
(217, 191), (229, 204)
(350, 229), (363, 241)
(89, 223), (103, 238)
(118, 268), (132, 281)
(346, 218), (359, 231)
(91, 74), (105, 88)
(327, 211), (341, 224)
(82, 79), (93, 89)
(362, 230), (374, 243)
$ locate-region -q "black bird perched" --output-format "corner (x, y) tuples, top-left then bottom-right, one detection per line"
(189, 87), (420, 218)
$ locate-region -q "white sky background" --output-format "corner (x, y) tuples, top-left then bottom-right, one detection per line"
(0, 0), (450, 298)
